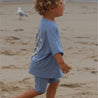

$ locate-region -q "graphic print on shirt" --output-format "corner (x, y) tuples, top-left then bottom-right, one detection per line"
(32, 32), (43, 60)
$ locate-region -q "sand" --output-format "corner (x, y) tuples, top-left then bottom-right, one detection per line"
(0, 1), (98, 98)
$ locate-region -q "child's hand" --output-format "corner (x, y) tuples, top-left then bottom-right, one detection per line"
(59, 63), (71, 74)
(54, 53), (71, 74)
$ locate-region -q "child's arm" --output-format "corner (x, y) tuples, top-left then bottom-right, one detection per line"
(54, 53), (71, 74)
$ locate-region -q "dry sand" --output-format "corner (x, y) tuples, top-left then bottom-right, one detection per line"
(0, 1), (98, 98)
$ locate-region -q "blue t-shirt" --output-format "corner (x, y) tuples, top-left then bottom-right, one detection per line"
(29, 18), (64, 78)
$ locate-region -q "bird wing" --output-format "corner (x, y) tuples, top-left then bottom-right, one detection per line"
(17, 10), (26, 16)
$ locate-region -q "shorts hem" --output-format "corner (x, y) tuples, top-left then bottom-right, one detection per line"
(34, 88), (45, 94)
(49, 78), (60, 83)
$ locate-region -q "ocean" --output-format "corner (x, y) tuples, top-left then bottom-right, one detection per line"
(0, 0), (98, 3)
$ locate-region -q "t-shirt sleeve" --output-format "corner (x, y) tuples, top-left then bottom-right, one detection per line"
(46, 27), (64, 56)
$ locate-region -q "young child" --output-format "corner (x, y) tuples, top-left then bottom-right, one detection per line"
(14, 0), (71, 98)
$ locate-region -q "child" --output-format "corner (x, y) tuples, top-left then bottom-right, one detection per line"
(14, 0), (71, 98)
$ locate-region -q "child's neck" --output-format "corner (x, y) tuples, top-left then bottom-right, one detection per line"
(43, 15), (55, 22)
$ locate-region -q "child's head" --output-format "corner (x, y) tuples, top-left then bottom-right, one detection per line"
(33, 0), (65, 17)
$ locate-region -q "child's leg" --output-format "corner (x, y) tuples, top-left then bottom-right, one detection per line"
(14, 88), (43, 98)
(46, 80), (60, 98)
(14, 76), (48, 98)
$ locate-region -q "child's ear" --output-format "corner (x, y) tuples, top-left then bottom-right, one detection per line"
(49, 5), (55, 12)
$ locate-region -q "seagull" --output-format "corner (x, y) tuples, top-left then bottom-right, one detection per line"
(17, 8), (28, 20)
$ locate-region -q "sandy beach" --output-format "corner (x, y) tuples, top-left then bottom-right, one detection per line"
(0, 1), (98, 98)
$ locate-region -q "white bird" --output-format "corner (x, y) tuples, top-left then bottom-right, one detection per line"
(17, 8), (28, 20)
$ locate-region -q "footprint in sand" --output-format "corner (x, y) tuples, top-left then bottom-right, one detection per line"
(91, 70), (98, 74)
(5, 36), (20, 44)
(5, 36), (20, 41)
(20, 49), (27, 51)
(0, 50), (15, 56)
(14, 29), (24, 32)
(22, 77), (31, 81)
(75, 36), (89, 39)
(90, 55), (97, 59)
(1, 65), (19, 69)
(78, 91), (96, 95)
(0, 82), (9, 92)
(86, 55), (98, 62)
(83, 67), (95, 71)
(60, 83), (82, 88)
(0, 82), (20, 92)
(96, 44), (98, 46)
(18, 77), (31, 83)
(83, 67), (98, 74)
(94, 59), (98, 62)
(0, 50), (26, 56)
(0, 81), (5, 88)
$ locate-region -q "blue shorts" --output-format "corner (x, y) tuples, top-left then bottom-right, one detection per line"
(34, 76), (60, 93)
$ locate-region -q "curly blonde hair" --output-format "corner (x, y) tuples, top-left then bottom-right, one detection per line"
(33, 0), (59, 16)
